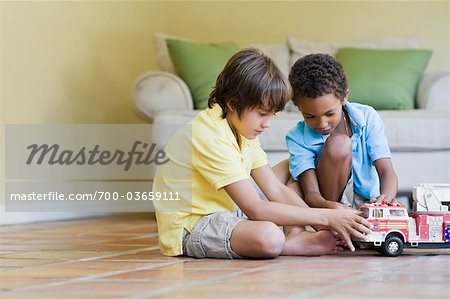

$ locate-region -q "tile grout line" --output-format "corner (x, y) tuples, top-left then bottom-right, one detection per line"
(0, 245), (181, 294)
(0, 259), (185, 294)
(70, 245), (161, 262)
(0, 247), (151, 258)
(0, 245), (161, 269)
(288, 255), (434, 299)
(127, 233), (160, 239)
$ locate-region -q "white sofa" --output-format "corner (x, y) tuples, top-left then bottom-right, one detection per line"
(134, 35), (450, 194)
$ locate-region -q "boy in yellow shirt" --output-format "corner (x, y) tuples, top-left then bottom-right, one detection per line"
(153, 48), (371, 259)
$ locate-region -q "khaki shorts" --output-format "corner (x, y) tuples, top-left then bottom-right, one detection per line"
(340, 172), (368, 209)
(182, 210), (247, 259)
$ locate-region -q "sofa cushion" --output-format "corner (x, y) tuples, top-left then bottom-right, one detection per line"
(258, 110), (450, 151)
(378, 110), (450, 150)
(151, 110), (450, 193)
(337, 48), (432, 110)
(152, 33), (294, 112)
(250, 44), (290, 79)
(153, 110), (450, 152)
(166, 39), (239, 110)
(153, 32), (291, 79)
(287, 35), (420, 67)
(250, 44), (294, 112)
(153, 32), (192, 74)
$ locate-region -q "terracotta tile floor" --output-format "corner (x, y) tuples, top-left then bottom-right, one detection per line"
(1, 213), (449, 299)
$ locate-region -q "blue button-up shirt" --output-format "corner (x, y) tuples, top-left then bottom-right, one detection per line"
(286, 102), (391, 199)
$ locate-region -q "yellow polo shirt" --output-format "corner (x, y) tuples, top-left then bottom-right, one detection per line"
(153, 104), (268, 256)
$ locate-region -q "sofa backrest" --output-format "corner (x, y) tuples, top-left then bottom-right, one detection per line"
(153, 32), (420, 77)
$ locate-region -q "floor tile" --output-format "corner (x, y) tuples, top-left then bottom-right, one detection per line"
(105, 268), (236, 280)
(1, 213), (449, 299)
(0, 278), (60, 291)
(4, 281), (181, 297)
(320, 281), (450, 298)
(154, 281), (326, 299)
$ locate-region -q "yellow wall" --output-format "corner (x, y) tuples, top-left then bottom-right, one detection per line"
(0, 0), (448, 222)
(166, 1), (448, 72)
(2, 1), (448, 125)
(1, 1), (167, 124)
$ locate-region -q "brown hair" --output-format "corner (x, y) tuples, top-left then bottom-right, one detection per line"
(208, 48), (291, 118)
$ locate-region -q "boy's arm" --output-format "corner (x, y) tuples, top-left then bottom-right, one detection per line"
(251, 164), (308, 208)
(365, 107), (398, 203)
(299, 169), (350, 210)
(223, 177), (371, 251)
(373, 158), (398, 204)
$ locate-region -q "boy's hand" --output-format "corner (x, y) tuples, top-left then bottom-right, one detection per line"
(370, 194), (403, 206)
(324, 201), (354, 210)
(325, 209), (372, 252)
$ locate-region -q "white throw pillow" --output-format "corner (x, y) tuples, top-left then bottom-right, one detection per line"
(287, 35), (420, 67)
(153, 32), (192, 74)
(250, 44), (290, 79)
(153, 33), (294, 111)
(154, 32), (292, 78)
(250, 44), (295, 111)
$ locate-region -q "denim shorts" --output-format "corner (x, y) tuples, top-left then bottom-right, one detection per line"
(182, 210), (247, 259)
(340, 172), (368, 209)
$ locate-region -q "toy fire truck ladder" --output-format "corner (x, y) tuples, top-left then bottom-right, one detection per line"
(413, 183), (450, 212)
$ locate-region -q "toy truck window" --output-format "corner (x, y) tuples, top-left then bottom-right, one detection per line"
(374, 208), (384, 218)
(389, 209), (406, 217)
(362, 208), (369, 219)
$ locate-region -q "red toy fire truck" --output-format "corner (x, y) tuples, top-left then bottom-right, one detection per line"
(358, 183), (450, 257)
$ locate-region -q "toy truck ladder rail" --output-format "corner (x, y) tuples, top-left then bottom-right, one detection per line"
(413, 183), (450, 212)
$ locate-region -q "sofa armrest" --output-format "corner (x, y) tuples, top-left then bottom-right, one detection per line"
(133, 71), (193, 121)
(416, 72), (450, 110)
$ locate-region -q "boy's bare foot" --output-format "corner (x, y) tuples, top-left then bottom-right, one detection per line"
(281, 229), (337, 256)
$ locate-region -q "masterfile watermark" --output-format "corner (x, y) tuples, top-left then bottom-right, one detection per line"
(5, 124), (193, 212)
(26, 141), (169, 171)
(5, 124), (184, 180)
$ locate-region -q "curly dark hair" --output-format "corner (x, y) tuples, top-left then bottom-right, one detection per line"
(208, 48), (291, 118)
(289, 54), (347, 105)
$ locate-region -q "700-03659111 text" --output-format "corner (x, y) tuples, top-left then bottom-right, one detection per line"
(9, 191), (180, 201)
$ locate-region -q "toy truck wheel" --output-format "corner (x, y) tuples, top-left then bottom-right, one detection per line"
(382, 236), (404, 257)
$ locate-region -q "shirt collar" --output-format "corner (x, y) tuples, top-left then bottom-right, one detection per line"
(303, 102), (366, 146)
(208, 104), (247, 151)
(344, 102), (366, 134)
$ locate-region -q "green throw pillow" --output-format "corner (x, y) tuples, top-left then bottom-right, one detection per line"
(166, 39), (239, 109)
(336, 48), (432, 110)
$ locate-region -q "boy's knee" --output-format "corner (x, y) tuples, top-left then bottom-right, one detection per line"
(323, 134), (352, 160)
(256, 222), (285, 258)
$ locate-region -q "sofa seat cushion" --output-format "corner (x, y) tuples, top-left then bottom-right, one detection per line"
(153, 110), (450, 153)
(260, 110), (450, 152)
(379, 110), (450, 150)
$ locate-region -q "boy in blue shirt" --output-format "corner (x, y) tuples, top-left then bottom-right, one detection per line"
(286, 54), (399, 209)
